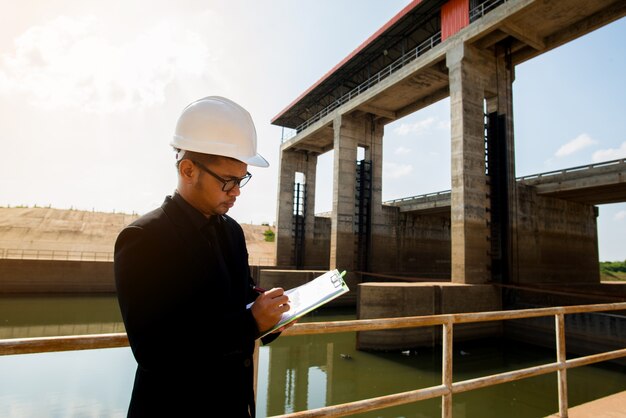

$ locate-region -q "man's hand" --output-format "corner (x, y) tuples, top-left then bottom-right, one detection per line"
(250, 287), (290, 334)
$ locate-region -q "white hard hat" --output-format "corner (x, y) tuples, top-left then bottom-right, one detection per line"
(170, 96), (269, 167)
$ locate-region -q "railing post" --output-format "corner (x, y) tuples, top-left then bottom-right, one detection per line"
(555, 313), (568, 417)
(442, 320), (453, 418)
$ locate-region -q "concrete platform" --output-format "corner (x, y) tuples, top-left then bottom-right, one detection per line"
(546, 390), (626, 417)
(356, 282), (502, 350)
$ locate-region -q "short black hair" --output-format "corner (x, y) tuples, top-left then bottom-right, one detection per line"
(175, 151), (239, 169)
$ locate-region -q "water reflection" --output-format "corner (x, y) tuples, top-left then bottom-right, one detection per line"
(0, 295), (124, 339)
(260, 330), (440, 416)
(0, 347), (135, 418)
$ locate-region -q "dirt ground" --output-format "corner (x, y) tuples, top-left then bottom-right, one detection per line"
(0, 207), (276, 265)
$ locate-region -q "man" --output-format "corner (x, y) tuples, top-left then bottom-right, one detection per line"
(114, 96), (289, 417)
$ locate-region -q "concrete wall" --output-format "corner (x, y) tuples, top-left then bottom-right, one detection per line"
(370, 205), (452, 277)
(307, 216), (331, 269)
(274, 216), (331, 271)
(356, 283), (502, 351)
(504, 312), (626, 366)
(515, 184), (599, 284)
(305, 206), (452, 278)
(396, 211), (451, 277)
(504, 283), (626, 363)
(392, 185), (600, 284)
(305, 183), (599, 285)
(0, 259), (114, 293)
(369, 206), (399, 273)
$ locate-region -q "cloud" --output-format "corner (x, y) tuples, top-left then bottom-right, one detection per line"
(393, 116), (436, 136)
(384, 162), (413, 179)
(555, 133), (597, 158)
(0, 14), (219, 113)
(394, 146), (411, 155)
(615, 210), (626, 221)
(592, 141), (626, 162)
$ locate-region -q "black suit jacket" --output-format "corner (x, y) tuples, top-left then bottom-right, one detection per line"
(114, 195), (274, 417)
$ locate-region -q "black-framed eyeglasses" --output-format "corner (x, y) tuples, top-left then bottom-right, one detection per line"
(190, 160), (252, 192)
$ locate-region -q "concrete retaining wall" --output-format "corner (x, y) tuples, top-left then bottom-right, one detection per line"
(396, 211), (451, 277)
(302, 184), (599, 284)
(356, 282), (502, 351)
(2, 261), (283, 294)
(369, 206), (399, 273)
(504, 312), (626, 364)
(278, 216), (332, 270)
(515, 184), (600, 284)
(502, 283), (626, 362)
(306, 216), (331, 269)
(0, 259), (115, 293)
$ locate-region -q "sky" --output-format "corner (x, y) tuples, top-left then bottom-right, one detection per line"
(0, 1), (624, 260)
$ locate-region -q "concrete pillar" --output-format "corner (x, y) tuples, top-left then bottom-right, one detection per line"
(330, 114), (359, 272)
(447, 43), (493, 283)
(275, 148), (318, 267)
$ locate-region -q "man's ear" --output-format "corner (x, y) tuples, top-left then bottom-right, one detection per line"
(178, 159), (195, 182)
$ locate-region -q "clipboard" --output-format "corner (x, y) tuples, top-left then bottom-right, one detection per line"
(249, 269), (349, 338)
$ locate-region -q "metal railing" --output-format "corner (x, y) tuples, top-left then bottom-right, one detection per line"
(469, 0), (508, 22)
(384, 190), (451, 206)
(0, 248), (114, 262)
(1, 302), (624, 417)
(517, 158), (625, 182)
(249, 257), (276, 266)
(0, 248), (275, 266)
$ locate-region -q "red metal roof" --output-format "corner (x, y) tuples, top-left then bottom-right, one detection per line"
(271, 0), (426, 124)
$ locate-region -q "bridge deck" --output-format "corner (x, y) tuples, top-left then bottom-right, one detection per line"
(385, 158), (626, 212)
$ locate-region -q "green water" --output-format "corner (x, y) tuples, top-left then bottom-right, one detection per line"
(1, 296), (625, 417)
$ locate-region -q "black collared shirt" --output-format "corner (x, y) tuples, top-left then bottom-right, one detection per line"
(171, 191), (234, 275)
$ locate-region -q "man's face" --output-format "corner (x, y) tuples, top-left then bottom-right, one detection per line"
(188, 157), (248, 217)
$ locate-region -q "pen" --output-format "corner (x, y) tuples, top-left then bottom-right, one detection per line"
(253, 286), (267, 293)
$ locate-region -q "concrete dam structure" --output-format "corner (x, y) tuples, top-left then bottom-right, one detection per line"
(266, 0), (626, 351)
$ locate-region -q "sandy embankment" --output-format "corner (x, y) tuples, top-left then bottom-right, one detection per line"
(0, 207), (276, 265)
